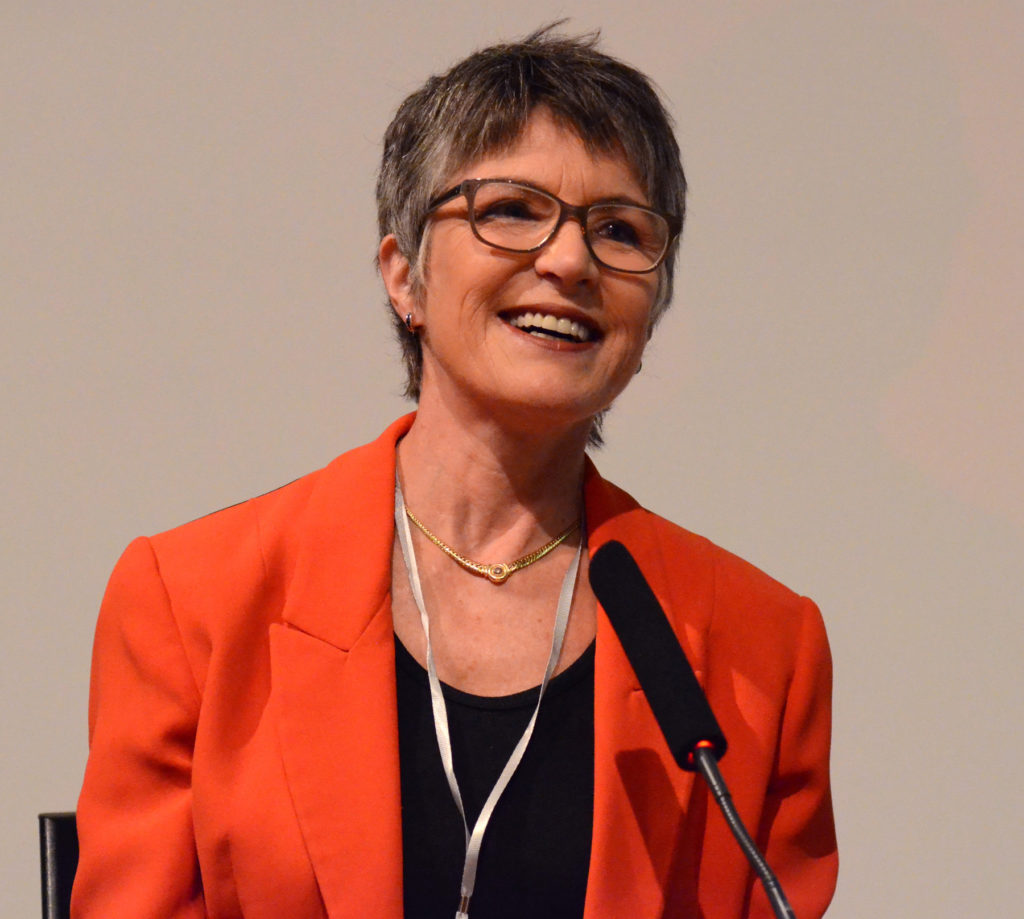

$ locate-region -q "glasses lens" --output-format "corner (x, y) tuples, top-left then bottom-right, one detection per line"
(587, 205), (669, 272)
(470, 182), (559, 251)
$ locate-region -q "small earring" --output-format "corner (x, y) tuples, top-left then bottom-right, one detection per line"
(635, 360), (643, 375)
(404, 313), (415, 333)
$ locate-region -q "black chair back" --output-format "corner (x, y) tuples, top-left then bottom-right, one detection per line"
(39, 813), (78, 919)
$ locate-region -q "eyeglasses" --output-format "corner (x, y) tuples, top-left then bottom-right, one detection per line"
(425, 178), (681, 274)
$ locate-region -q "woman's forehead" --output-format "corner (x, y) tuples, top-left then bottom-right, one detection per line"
(442, 109), (647, 199)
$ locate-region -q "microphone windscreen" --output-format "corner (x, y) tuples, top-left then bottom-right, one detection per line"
(589, 540), (727, 770)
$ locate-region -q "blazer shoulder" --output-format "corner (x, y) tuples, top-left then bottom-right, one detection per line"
(89, 468), (327, 696)
(615, 502), (821, 651)
(145, 464), (326, 576)
(121, 416), (407, 632)
(145, 414), (410, 562)
(643, 507), (809, 598)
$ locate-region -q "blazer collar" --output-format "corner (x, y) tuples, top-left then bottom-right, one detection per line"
(272, 414), (413, 919)
(279, 413), (414, 650)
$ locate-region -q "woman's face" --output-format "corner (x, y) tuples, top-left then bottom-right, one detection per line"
(386, 110), (660, 436)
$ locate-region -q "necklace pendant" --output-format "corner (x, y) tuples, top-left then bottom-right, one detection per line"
(404, 503), (579, 585)
(486, 563), (511, 584)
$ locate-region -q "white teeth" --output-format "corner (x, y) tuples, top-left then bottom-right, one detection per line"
(507, 311), (592, 342)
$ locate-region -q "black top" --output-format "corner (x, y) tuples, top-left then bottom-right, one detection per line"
(395, 636), (595, 919)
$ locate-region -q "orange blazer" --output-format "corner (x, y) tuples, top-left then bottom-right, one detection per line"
(73, 414), (836, 919)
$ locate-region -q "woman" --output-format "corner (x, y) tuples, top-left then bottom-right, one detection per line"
(73, 27), (837, 919)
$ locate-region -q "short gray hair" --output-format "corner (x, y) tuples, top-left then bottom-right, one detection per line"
(376, 23), (687, 409)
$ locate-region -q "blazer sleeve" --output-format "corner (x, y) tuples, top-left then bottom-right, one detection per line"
(72, 537), (207, 919)
(753, 597), (838, 919)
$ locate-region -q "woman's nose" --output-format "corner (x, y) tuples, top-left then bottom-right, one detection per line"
(532, 219), (599, 287)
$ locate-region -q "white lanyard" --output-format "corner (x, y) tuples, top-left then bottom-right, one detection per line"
(394, 484), (582, 919)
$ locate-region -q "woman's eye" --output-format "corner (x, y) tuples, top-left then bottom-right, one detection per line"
(476, 198), (542, 222)
(593, 218), (642, 248)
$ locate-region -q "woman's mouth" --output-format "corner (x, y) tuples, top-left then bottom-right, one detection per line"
(502, 310), (596, 344)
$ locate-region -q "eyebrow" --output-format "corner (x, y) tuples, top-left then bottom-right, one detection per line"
(476, 176), (653, 210)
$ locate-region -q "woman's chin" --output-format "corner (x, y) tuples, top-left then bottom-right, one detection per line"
(472, 388), (605, 441)
(420, 356), (625, 438)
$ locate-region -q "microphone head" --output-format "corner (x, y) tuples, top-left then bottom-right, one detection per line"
(590, 540), (727, 771)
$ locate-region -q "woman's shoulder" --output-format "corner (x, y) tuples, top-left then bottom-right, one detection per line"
(139, 415), (412, 585)
(649, 508), (812, 607)
(103, 416), (410, 641)
(589, 480), (829, 730)
(587, 469), (822, 643)
(140, 462), (326, 582)
(98, 464), (330, 676)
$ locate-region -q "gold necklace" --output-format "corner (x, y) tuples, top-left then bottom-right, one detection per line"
(403, 506), (580, 584)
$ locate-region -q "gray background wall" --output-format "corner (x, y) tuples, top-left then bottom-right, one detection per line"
(3, 2), (1022, 916)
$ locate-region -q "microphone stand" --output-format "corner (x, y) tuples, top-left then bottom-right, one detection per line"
(691, 743), (796, 919)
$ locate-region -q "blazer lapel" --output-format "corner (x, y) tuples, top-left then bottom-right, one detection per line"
(271, 415), (415, 919)
(583, 466), (712, 919)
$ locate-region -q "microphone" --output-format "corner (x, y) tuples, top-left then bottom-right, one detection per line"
(589, 540), (797, 919)
(588, 540), (726, 769)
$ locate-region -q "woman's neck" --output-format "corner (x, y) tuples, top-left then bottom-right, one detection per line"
(396, 394), (590, 559)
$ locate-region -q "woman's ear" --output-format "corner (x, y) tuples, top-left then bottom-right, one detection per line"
(379, 234), (417, 321)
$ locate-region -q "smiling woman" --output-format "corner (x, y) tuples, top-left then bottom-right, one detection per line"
(380, 110), (661, 439)
(73, 24), (837, 919)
